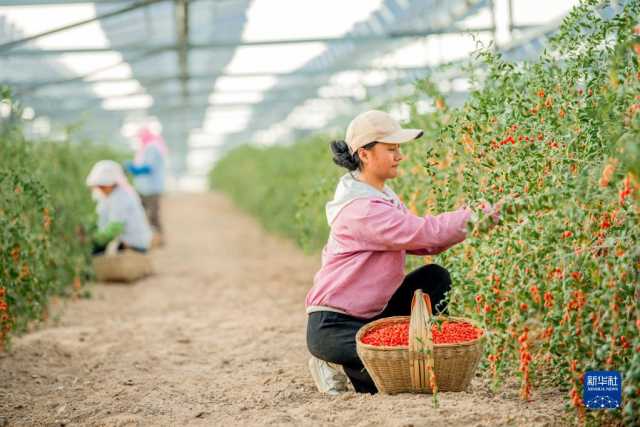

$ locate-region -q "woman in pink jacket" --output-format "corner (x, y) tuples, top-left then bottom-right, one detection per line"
(305, 110), (498, 395)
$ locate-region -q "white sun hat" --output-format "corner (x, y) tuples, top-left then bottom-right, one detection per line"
(86, 160), (125, 187)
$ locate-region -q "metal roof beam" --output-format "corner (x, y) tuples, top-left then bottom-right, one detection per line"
(19, 82), (348, 104)
(2, 65), (457, 88)
(0, 0), (227, 4)
(10, 47), (167, 95)
(3, 25), (540, 56)
(36, 95), (357, 115)
(0, 0), (142, 4)
(0, 0), (166, 53)
(29, 100), (336, 117)
(175, 0), (190, 100)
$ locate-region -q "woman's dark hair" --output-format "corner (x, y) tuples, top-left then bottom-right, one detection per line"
(330, 140), (377, 171)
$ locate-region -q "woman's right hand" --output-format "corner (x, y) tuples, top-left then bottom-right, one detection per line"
(479, 200), (502, 225)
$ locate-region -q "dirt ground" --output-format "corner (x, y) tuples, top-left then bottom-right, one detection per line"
(0, 193), (574, 427)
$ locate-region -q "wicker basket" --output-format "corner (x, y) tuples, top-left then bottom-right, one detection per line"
(356, 289), (485, 394)
(92, 249), (153, 283)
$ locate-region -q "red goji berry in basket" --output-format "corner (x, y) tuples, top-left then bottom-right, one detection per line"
(361, 320), (483, 347)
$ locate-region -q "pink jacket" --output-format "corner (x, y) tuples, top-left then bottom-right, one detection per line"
(305, 172), (472, 319)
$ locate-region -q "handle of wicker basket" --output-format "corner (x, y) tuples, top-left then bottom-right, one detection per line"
(409, 289), (437, 393)
(105, 238), (121, 256)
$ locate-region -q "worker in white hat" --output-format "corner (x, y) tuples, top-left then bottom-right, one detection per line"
(86, 160), (152, 254)
(304, 110), (500, 394)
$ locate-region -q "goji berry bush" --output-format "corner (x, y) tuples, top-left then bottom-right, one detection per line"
(392, 3), (640, 424)
(0, 88), (126, 349)
(211, 2), (639, 424)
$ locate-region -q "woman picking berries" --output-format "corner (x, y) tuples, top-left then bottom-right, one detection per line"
(305, 110), (499, 394)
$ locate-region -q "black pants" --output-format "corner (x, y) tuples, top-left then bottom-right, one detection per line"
(91, 242), (147, 256)
(306, 263), (451, 394)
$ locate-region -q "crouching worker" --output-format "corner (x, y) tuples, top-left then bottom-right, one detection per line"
(305, 110), (499, 395)
(86, 160), (152, 255)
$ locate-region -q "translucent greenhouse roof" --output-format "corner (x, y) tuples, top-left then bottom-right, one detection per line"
(0, 0), (581, 189)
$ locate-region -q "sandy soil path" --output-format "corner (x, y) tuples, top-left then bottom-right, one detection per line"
(0, 193), (571, 427)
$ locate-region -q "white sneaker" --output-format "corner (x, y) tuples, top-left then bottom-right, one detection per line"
(308, 356), (349, 395)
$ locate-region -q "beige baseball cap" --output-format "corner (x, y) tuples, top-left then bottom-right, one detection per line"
(345, 110), (423, 154)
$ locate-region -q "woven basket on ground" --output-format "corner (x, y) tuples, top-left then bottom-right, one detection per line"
(356, 289), (485, 394)
(92, 249), (153, 283)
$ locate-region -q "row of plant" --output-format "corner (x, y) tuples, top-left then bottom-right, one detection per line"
(210, 1), (639, 424)
(0, 87), (126, 349)
(209, 136), (343, 252)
